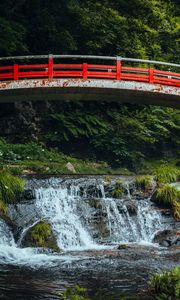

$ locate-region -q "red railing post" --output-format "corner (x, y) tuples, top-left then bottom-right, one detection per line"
(83, 63), (88, 79)
(48, 54), (53, 80)
(116, 58), (121, 80)
(149, 68), (154, 83)
(13, 64), (18, 80)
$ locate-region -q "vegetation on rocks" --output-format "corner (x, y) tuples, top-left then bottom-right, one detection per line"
(154, 165), (180, 184)
(62, 285), (90, 300)
(112, 180), (126, 198)
(135, 176), (154, 191)
(0, 171), (24, 204)
(151, 185), (180, 220)
(88, 198), (102, 210)
(22, 221), (59, 252)
(150, 267), (180, 300)
(0, 200), (7, 216)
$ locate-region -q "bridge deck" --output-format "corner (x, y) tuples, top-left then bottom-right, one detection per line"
(0, 55), (179, 108)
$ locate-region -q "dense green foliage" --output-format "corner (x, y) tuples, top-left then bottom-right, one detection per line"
(0, 0), (179, 63)
(45, 103), (180, 169)
(0, 138), (121, 174)
(0, 1), (179, 171)
(150, 267), (180, 299)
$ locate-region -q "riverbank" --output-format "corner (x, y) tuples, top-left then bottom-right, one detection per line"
(0, 139), (179, 176)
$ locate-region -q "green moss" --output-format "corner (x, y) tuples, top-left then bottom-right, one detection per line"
(24, 221), (59, 252)
(152, 185), (180, 220)
(0, 171), (25, 204)
(135, 175), (153, 191)
(150, 267), (180, 299)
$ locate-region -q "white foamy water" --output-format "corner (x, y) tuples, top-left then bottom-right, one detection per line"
(35, 186), (97, 250)
(0, 177), (169, 265)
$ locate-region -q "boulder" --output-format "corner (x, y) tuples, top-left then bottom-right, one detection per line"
(66, 162), (76, 173)
(23, 188), (35, 200)
(21, 221), (60, 252)
(125, 200), (137, 215)
(153, 229), (180, 247)
(117, 244), (130, 250)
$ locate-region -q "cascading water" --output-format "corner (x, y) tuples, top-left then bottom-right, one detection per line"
(35, 186), (96, 250)
(34, 177), (164, 249)
(0, 177), (169, 265)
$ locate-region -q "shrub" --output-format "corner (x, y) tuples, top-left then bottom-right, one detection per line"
(150, 267), (180, 299)
(135, 175), (153, 191)
(0, 171), (25, 204)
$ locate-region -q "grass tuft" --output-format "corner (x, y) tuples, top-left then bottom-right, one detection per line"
(151, 185), (180, 220)
(0, 171), (25, 204)
(135, 175), (154, 191)
(150, 267), (180, 299)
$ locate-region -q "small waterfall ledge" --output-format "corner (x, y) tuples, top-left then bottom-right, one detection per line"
(0, 176), (175, 265)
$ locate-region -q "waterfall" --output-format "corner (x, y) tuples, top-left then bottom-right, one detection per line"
(35, 186), (96, 250)
(33, 178), (164, 249)
(0, 177), (169, 265)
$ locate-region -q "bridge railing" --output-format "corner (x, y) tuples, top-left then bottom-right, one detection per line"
(0, 55), (179, 87)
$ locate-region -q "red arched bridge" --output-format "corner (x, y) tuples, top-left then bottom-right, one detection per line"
(0, 55), (179, 108)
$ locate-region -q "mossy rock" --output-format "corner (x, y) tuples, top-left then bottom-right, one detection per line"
(111, 180), (126, 199)
(88, 198), (102, 210)
(22, 221), (60, 252)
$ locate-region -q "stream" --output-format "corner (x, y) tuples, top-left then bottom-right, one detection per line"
(0, 176), (179, 299)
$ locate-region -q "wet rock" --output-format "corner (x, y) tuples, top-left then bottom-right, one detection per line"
(8, 202), (39, 229)
(153, 229), (180, 247)
(125, 201), (137, 216)
(21, 221), (60, 252)
(87, 198), (102, 210)
(117, 244), (130, 250)
(23, 189), (35, 200)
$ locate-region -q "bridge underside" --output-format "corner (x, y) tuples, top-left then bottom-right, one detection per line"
(0, 79), (179, 108)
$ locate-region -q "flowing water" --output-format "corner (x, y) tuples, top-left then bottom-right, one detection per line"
(0, 177), (178, 299)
